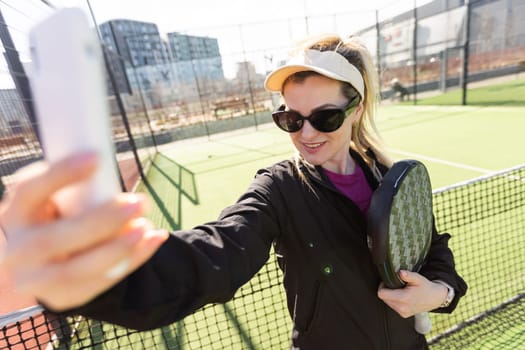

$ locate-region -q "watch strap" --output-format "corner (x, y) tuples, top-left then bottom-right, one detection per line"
(434, 280), (455, 308)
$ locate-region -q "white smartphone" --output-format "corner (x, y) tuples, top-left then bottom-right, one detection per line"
(29, 7), (120, 216)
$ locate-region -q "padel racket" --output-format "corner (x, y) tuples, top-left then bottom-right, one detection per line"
(367, 159), (433, 334)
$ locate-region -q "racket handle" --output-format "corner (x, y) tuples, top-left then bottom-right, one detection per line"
(414, 312), (432, 334)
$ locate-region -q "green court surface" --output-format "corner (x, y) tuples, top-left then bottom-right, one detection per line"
(129, 95), (524, 349)
(142, 103), (524, 230)
(403, 78), (525, 106)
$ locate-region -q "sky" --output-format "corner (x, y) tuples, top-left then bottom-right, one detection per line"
(85, 0), (416, 32)
(0, 0), (430, 85)
(87, 0), (430, 78)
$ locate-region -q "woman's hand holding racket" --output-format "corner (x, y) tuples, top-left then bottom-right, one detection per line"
(378, 270), (449, 318)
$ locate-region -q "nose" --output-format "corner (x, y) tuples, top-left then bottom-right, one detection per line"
(300, 119), (318, 138)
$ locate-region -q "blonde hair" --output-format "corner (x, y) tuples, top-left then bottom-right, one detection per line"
(286, 34), (392, 171)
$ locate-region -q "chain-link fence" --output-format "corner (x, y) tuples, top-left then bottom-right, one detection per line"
(2, 162), (524, 349)
(1, 0), (524, 196)
(0, 0), (524, 348)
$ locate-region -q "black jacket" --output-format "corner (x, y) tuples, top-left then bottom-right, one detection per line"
(62, 150), (467, 349)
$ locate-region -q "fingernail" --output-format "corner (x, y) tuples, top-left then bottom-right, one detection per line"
(124, 194), (150, 215)
(131, 217), (153, 230)
(144, 229), (169, 246)
(123, 218), (154, 243)
(105, 259), (130, 279)
(124, 228), (144, 244)
(120, 196), (146, 216)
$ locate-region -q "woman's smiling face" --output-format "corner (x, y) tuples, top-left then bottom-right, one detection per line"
(282, 74), (361, 174)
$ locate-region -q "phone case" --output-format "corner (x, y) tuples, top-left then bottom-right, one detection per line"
(29, 7), (120, 216)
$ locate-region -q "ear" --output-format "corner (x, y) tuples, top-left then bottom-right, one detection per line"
(350, 102), (364, 124)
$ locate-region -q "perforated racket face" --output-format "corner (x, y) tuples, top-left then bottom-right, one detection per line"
(367, 160), (434, 289)
(388, 162), (433, 275)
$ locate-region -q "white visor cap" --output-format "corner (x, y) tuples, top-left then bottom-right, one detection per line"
(264, 49), (365, 99)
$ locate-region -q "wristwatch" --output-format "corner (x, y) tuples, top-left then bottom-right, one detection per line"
(435, 280), (455, 308)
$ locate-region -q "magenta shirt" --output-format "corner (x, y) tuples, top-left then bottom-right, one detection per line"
(324, 164), (373, 215)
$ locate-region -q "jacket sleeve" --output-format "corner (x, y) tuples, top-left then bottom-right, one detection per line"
(44, 169), (282, 331)
(418, 219), (468, 313)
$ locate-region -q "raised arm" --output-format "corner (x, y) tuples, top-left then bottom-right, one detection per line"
(0, 153), (168, 313)
(58, 168), (282, 330)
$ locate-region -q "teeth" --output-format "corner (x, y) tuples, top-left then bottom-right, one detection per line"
(305, 142), (323, 148)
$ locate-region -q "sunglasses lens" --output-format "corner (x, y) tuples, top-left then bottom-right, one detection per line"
(310, 110), (345, 132)
(273, 112), (302, 132)
(272, 103), (352, 133)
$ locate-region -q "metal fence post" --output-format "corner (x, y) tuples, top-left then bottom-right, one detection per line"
(412, 0), (418, 105)
(461, 0), (472, 106)
(239, 24), (258, 130)
(375, 10), (382, 88)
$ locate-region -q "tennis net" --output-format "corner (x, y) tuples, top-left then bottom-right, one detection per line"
(1, 163), (524, 349)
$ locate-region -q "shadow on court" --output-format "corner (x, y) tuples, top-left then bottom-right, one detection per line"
(137, 153), (258, 349)
(156, 305), (257, 350)
(141, 153), (199, 231)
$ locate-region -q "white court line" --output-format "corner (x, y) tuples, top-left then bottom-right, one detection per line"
(389, 149), (492, 174)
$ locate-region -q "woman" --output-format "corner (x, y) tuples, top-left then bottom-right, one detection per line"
(0, 35), (466, 349)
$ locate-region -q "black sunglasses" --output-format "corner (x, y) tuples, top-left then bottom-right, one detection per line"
(272, 96), (360, 133)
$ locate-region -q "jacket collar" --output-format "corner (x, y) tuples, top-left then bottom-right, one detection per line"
(298, 148), (385, 192)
